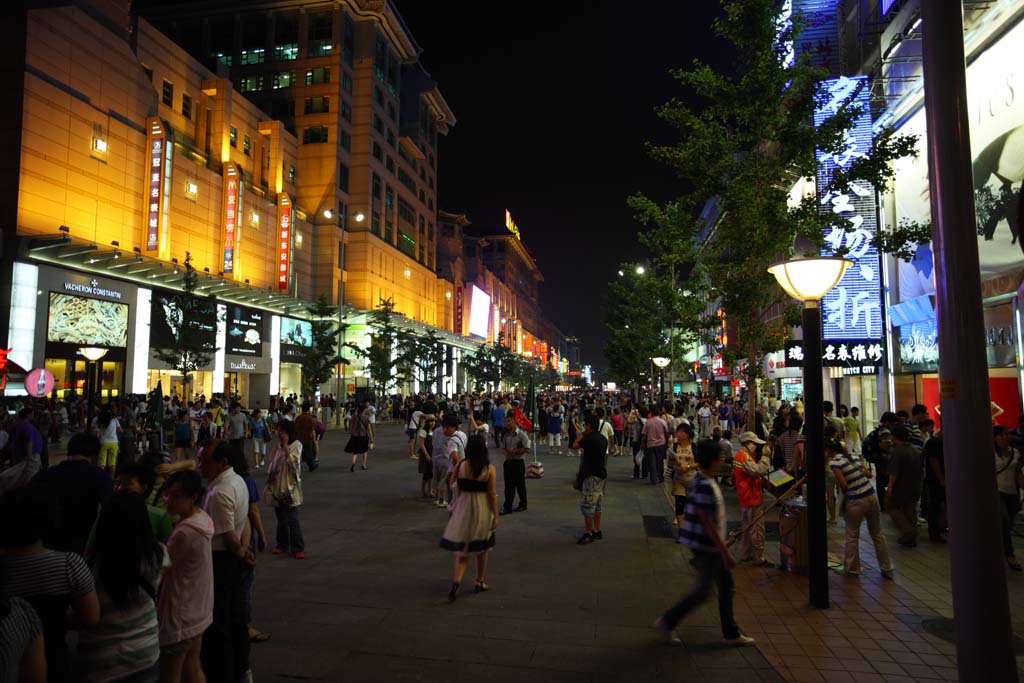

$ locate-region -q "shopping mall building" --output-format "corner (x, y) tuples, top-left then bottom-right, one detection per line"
(0, 0), (564, 405)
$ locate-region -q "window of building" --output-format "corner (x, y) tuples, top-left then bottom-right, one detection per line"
(275, 43), (298, 61)
(142, 64), (153, 81)
(428, 198), (434, 211)
(384, 185), (394, 242)
(372, 114), (383, 134)
(387, 49), (399, 97)
(419, 165), (426, 180)
(387, 102), (396, 122)
(212, 52), (232, 66)
(181, 93), (192, 119)
(240, 48), (265, 65)
(397, 168), (416, 194)
(302, 126), (328, 144)
(309, 40), (332, 58)
(309, 11), (332, 40)
(338, 201), (348, 229)
(338, 163), (349, 192)
(303, 96), (329, 114)
(243, 135), (251, 155)
(418, 189), (425, 204)
(343, 14), (355, 67)
(161, 79), (174, 106)
(399, 231), (415, 258)
(397, 197), (415, 225)
(273, 71), (295, 89)
(372, 142), (382, 161)
(239, 75), (264, 92)
(428, 175), (434, 190)
(340, 99), (352, 122)
(288, 165), (296, 183)
(374, 34), (388, 84)
(398, 144), (416, 167)
(374, 88), (384, 106)
(229, 126), (237, 147)
(372, 173), (382, 199)
(339, 128), (351, 151)
(428, 222), (434, 240)
(341, 71), (353, 95)
(385, 156), (395, 174)
(429, 153), (435, 168)
(387, 129), (396, 148)
(305, 67), (330, 86)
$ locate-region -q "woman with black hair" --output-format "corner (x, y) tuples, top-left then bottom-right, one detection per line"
(94, 409), (122, 476)
(344, 403), (372, 473)
(78, 491), (169, 682)
(0, 484), (100, 681)
(158, 470), (214, 682)
(440, 434), (497, 601)
(0, 559), (47, 682)
(266, 420), (305, 559)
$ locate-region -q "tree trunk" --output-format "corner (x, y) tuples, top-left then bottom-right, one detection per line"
(747, 352), (757, 432)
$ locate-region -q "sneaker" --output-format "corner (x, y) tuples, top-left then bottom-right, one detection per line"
(360, 465), (368, 470)
(435, 500), (446, 508)
(653, 618), (681, 646)
(272, 548), (283, 555)
(577, 533), (594, 545)
(724, 634), (756, 646)
(592, 530), (603, 541)
(294, 552), (305, 560)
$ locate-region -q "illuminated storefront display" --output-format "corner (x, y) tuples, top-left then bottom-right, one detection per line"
(277, 194), (293, 292)
(814, 75), (883, 345)
(468, 285), (491, 339)
(785, 339), (886, 375)
(222, 163), (241, 275)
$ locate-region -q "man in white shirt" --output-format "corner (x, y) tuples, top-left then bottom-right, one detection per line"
(199, 442), (252, 682)
(595, 407), (615, 455)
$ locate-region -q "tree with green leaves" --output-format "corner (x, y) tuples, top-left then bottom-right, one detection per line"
(345, 297), (405, 399)
(299, 294), (344, 398)
(628, 0), (925, 426)
(398, 327), (446, 394)
(151, 252), (219, 401)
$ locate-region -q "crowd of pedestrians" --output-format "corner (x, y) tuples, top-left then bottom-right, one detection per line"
(3, 384), (1024, 678)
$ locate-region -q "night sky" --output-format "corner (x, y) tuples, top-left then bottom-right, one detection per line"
(395, 1), (728, 374)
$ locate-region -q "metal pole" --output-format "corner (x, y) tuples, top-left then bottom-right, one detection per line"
(921, 3), (1016, 679)
(335, 228), (346, 427)
(802, 302), (829, 609)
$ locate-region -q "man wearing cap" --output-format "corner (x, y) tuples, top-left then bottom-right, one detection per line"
(733, 431), (773, 567)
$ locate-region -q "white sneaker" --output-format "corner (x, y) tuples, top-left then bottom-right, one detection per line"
(724, 634), (756, 646)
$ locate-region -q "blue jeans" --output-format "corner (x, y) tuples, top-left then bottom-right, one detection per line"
(662, 551), (739, 639)
(275, 505), (305, 553)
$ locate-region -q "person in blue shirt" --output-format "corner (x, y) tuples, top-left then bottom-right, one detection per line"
(491, 400), (507, 448)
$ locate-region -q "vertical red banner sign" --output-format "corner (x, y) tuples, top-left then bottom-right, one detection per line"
(145, 118), (166, 252)
(454, 285), (464, 335)
(222, 163), (241, 274)
(277, 194), (292, 292)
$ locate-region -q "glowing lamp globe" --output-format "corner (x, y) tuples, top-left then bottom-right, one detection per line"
(767, 257), (852, 302)
(652, 356), (671, 369)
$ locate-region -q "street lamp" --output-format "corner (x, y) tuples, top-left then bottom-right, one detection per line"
(635, 265), (645, 275)
(78, 346), (108, 430)
(652, 356), (670, 405)
(768, 255), (851, 610)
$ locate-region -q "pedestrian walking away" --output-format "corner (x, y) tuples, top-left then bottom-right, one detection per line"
(440, 435), (497, 601)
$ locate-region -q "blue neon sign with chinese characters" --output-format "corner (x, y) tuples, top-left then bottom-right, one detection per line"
(813, 75), (883, 344)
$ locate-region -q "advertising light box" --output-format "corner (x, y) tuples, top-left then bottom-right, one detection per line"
(468, 285), (491, 339)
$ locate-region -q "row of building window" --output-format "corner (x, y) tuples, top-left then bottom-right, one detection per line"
(236, 66), (342, 94)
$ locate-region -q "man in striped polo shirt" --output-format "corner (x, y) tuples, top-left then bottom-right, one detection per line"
(654, 439), (755, 647)
(829, 440), (893, 578)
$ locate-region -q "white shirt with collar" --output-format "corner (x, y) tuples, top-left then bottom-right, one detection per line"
(203, 466), (249, 552)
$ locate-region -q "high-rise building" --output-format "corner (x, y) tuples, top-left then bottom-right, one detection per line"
(137, 0), (456, 326)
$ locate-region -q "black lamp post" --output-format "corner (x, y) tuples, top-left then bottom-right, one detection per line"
(768, 256), (851, 609)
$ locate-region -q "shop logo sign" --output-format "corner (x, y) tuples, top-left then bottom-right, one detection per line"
(229, 360), (256, 371)
(64, 280), (123, 300)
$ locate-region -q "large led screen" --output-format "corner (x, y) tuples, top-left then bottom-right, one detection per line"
(47, 293), (129, 347)
(280, 317), (312, 346)
(468, 285), (491, 339)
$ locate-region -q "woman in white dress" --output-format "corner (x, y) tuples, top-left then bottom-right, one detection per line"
(440, 434), (497, 601)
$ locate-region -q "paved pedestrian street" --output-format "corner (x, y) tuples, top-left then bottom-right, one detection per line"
(244, 424), (1024, 682)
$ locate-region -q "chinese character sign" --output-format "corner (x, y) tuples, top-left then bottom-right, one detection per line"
(454, 285), (464, 335)
(145, 119), (166, 252)
(277, 194), (292, 292)
(784, 338), (885, 369)
(814, 75), (883, 343)
(222, 164), (241, 274)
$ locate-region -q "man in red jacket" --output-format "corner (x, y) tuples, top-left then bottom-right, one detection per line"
(733, 431), (773, 567)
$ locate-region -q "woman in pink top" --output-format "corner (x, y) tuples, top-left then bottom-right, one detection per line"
(611, 408), (625, 456)
(158, 470), (214, 682)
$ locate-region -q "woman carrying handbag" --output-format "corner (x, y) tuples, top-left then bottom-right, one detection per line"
(265, 421), (306, 559)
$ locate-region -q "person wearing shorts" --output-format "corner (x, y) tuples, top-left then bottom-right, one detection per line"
(96, 410), (121, 475)
(573, 415), (608, 545)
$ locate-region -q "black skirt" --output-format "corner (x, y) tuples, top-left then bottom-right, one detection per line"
(344, 435), (370, 453)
